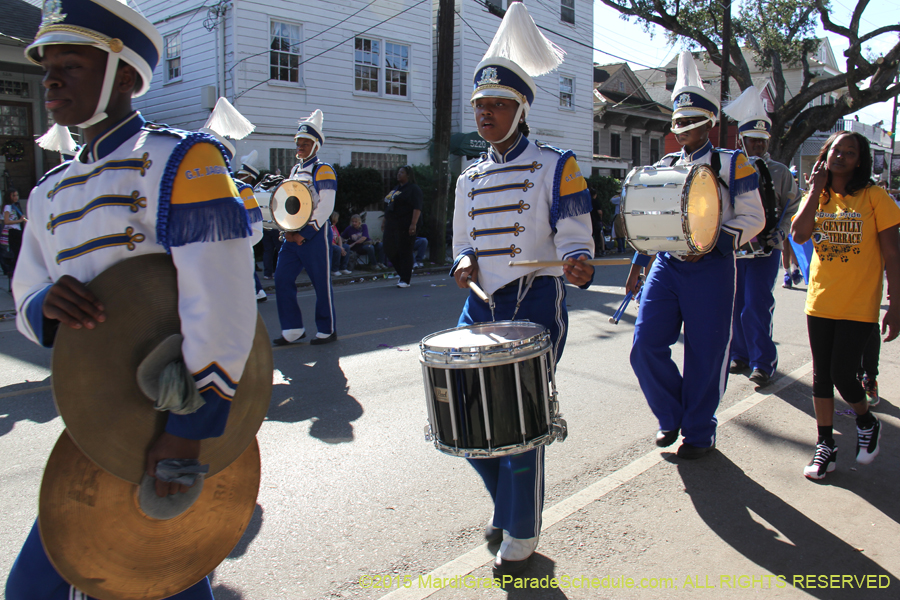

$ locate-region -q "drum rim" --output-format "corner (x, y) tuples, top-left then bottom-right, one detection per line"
(270, 179), (315, 232)
(419, 320), (550, 366)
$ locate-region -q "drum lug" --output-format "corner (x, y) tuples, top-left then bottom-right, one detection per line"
(424, 424), (433, 442)
(551, 417), (568, 443)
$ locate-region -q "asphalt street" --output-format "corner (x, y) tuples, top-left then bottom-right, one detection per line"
(1, 262), (898, 600)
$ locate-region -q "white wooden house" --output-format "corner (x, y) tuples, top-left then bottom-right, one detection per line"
(134, 0), (435, 181)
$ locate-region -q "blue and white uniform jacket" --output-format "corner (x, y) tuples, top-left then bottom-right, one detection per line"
(288, 155), (337, 240)
(754, 153), (800, 251)
(14, 112), (257, 440)
(451, 135), (595, 295)
(236, 180), (264, 246)
(633, 140), (764, 266)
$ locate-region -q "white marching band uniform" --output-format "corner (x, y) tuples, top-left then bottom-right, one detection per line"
(448, 2), (593, 569)
(7, 0), (255, 596)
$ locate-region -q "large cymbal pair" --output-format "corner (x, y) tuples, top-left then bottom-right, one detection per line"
(40, 254), (272, 600)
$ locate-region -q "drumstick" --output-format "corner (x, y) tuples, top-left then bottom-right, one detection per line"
(609, 275), (644, 325)
(508, 258), (632, 267)
(467, 279), (490, 303)
(608, 292), (634, 325)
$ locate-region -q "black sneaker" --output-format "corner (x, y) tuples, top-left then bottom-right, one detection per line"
(856, 415), (881, 464)
(729, 360), (749, 373)
(803, 442), (837, 479)
(749, 369), (771, 387)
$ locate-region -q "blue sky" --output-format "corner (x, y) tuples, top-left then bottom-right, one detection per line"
(592, 0), (900, 133)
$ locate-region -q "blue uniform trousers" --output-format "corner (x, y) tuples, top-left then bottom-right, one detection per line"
(731, 250), (781, 376)
(630, 252), (735, 448)
(274, 227), (336, 336)
(6, 521), (214, 600)
(460, 276), (566, 540)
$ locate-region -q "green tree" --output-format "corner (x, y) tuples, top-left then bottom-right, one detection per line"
(598, 0), (900, 163)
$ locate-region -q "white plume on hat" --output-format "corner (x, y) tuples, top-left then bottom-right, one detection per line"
(36, 124), (78, 155)
(480, 2), (565, 78)
(723, 86), (771, 139)
(671, 51), (719, 126)
(200, 97), (255, 159)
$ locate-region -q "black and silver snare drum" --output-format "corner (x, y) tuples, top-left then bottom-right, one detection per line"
(420, 321), (567, 458)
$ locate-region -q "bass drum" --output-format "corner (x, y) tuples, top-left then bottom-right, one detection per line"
(269, 178), (315, 231)
(621, 164), (722, 255)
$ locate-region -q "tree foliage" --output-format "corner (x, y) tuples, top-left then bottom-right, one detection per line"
(598, 0), (900, 162)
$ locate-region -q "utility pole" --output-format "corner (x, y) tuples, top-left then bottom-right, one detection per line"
(719, 0), (731, 148)
(430, 0), (455, 265)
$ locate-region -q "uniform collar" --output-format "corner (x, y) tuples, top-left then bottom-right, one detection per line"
(489, 134), (529, 164)
(682, 140), (713, 162)
(78, 112), (145, 163)
(301, 154), (319, 169)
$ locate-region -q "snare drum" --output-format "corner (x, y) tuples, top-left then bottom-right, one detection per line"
(420, 321), (567, 458)
(621, 164), (722, 255)
(269, 178), (316, 231)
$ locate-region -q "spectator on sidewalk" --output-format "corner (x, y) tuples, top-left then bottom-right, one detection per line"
(342, 214), (384, 270)
(330, 212), (352, 276)
(413, 236), (428, 268)
(383, 166), (422, 288)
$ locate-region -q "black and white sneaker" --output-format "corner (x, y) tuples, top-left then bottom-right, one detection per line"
(856, 415), (881, 464)
(804, 442), (837, 480)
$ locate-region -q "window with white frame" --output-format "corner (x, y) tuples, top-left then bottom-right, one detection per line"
(384, 42), (409, 96)
(270, 20), (302, 84)
(355, 37), (410, 98)
(164, 33), (181, 83)
(561, 0), (575, 24)
(559, 75), (574, 109)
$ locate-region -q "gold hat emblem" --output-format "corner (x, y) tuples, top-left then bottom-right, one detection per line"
(109, 38), (124, 53)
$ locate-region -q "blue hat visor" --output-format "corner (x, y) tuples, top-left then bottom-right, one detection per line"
(472, 64), (535, 107)
(739, 119), (771, 138)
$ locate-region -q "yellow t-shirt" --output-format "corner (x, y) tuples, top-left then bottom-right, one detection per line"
(805, 185), (900, 322)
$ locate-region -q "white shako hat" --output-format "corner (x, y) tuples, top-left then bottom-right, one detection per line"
(723, 85), (771, 139)
(671, 51), (720, 129)
(200, 97), (256, 160)
(237, 149), (260, 180)
(25, 0), (163, 128)
(471, 1), (565, 143)
(295, 109), (324, 155)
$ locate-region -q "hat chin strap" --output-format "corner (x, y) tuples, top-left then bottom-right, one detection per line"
(295, 139), (320, 161)
(497, 103), (527, 144)
(78, 55), (120, 129)
(671, 117), (713, 135)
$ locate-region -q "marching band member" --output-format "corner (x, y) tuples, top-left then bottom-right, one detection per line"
(624, 52), (764, 459)
(6, 0), (256, 598)
(200, 100), (268, 303)
(450, 2), (594, 575)
(272, 109), (338, 346)
(723, 87), (801, 387)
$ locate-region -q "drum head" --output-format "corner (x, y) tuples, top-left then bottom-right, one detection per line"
(420, 321), (550, 366)
(270, 180), (314, 231)
(683, 165), (722, 253)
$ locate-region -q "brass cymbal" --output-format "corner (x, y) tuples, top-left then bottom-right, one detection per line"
(52, 254), (273, 483)
(39, 431), (260, 600)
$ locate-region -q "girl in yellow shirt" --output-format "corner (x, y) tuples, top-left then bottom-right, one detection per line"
(792, 131), (900, 480)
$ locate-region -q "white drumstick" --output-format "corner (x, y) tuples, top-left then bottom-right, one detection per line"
(467, 279), (490, 303)
(508, 258), (631, 268)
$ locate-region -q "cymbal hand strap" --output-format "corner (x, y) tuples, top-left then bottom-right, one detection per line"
(155, 459), (210, 487)
(156, 360), (206, 415)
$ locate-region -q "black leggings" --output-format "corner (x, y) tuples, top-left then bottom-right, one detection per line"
(807, 315), (876, 404)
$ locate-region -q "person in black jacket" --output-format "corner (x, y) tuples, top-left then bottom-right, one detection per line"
(383, 166), (423, 288)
